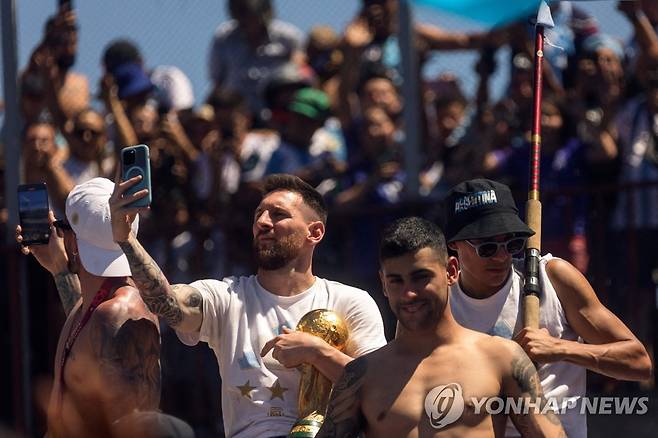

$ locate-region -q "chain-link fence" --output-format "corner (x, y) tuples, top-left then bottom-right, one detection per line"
(2, 1), (656, 437)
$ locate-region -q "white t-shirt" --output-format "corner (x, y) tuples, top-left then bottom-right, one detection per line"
(176, 275), (387, 438)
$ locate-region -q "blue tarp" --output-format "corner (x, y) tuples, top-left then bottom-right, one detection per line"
(412, 0), (543, 26)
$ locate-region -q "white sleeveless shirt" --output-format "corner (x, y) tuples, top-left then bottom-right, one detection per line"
(450, 254), (587, 438)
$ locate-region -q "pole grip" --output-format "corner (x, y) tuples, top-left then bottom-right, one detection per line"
(524, 294), (541, 329)
(526, 198), (542, 252)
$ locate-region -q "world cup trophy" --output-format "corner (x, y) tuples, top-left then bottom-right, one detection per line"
(288, 309), (349, 438)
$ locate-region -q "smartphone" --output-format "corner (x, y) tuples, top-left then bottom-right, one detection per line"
(121, 144), (152, 208)
(18, 183), (51, 246)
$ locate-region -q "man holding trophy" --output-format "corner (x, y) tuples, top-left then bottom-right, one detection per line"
(109, 173), (387, 438)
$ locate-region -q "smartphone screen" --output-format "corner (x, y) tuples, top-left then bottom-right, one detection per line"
(18, 183), (51, 245)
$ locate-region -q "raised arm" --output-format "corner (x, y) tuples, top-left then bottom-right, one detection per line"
(619, 1), (658, 58)
(336, 19), (373, 128)
(16, 211), (81, 316)
(99, 74), (138, 148)
(501, 341), (566, 438)
(109, 175), (203, 332)
(316, 356), (367, 438)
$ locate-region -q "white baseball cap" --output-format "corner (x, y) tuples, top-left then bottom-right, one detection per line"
(65, 177), (139, 277)
(151, 65), (195, 111)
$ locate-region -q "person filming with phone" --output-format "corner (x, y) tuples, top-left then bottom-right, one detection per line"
(20, 0), (89, 126)
(16, 177), (161, 438)
(109, 173), (386, 437)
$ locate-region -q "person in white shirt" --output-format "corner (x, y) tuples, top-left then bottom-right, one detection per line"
(109, 173), (387, 438)
(444, 178), (652, 438)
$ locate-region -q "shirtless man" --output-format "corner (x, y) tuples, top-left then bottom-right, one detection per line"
(317, 217), (564, 437)
(17, 177), (160, 438)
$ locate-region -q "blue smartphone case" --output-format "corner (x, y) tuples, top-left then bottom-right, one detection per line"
(121, 144), (152, 208)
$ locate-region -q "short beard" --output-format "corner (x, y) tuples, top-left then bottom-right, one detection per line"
(253, 234), (303, 270)
(395, 300), (439, 332)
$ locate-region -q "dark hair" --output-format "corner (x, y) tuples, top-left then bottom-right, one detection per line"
(379, 217), (448, 263)
(21, 117), (56, 140)
(356, 66), (396, 97)
(262, 174), (328, 224)
(229, 0), (272, 21)
(431, 78), (467, 110)
(102, 39), (142, 72)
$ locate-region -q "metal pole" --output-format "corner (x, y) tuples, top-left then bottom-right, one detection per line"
(399, 0), (421, 198)
(1, 0), (32, 435)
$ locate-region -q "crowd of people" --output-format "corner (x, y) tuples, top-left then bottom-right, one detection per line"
(2, 0), (658, 436)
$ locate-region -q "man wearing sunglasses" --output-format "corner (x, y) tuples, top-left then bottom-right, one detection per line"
(444, 179), (652, 438)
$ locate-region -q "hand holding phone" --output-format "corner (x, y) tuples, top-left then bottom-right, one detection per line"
(121, 144), (152, 208)
(16, 210), (70, 274)
(18, 183), (51, 246)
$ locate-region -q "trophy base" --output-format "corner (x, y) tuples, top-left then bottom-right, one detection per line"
(287, 412), (324, 438)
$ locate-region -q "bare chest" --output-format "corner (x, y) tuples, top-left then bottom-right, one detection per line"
(53, 309), (104, 397)
(362, 356), (502, 437)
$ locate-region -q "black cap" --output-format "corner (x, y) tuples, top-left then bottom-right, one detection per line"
(444, 179), (534, 243)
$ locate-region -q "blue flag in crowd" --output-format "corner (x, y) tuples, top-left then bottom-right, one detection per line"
(412, 0), (542, 26)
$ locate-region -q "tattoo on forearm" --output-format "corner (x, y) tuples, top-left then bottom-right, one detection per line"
(183, 288), (202, 309)
(142, 293), (183, 326)
(54, 271), (81, 316)
(511, 355), (540, 398)
(93, 318), (161, 412)
(118, 238), (182, 327)
(317, 357), (367, 438)
(511, 351), (562, 427)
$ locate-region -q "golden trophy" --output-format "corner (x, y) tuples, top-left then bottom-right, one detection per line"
(288, 309), (349, 438)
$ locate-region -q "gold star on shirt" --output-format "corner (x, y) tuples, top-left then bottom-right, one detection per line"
(237, 380), (256, 399)
(267, 379), (289, 400)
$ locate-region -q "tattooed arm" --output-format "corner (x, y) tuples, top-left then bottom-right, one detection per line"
(16, 213), (81, 316)
(116, 234), (203, 332)
(500, 340), (566, 438)
(53, 270), (82, 316)
(90, 306), (161, 421)
(109, 177), (203, 332)
(316, 356), (368, 438)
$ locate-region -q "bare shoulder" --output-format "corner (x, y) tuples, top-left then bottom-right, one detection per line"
(474, 332), (525, 372)
(464, 326), (501, 350)
(64, 71), (89, 88)
(493, 338), (543, 397)
(545, 257), (581, 287)
(88, 286), (161, 411)
(96, 286), (158, 333)
(545, 257), (598, 308)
